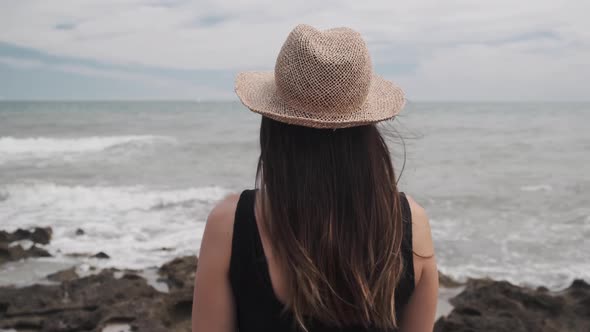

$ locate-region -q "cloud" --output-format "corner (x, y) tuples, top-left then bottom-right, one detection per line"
(397, 42), (590, 101)
(55, 22), (77, 31)
(0, 0), (589, 100)
(193, 14), (232, 27)
(0, 56), (43, 69)
(0, 54), (180, 87)
(0, 49), (234, 100)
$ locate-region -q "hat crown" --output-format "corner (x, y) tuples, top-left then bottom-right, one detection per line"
(274, 24), (372, 113)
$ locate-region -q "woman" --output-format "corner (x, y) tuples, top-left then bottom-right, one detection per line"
(192, 24), (438, 331)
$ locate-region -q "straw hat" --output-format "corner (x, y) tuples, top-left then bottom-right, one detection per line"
(235, 24), (406, 129)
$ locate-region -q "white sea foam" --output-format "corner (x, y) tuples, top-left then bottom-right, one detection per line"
(439, 261), (590, 290)
(0, 183), (226, 211)
(520, 184), (553, 192)
(0, 183), (229, 270)
(0, 136), (176, 163)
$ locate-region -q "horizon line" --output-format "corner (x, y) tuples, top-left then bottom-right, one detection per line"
(1, 99), (589, 103)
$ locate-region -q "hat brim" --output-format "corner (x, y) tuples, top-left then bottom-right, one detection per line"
(235, 71), (406, 129)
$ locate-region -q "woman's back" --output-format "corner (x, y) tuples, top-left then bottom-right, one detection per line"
(192, 187), (437, 331)
(229, 189), (416, 331)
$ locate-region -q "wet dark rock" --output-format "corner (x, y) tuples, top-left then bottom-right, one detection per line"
(434, 278), (590, 332)
(92, 251), (110, 259)
(158, 255), (197, 291)
(47, 267), (79, 282)
(0, 243), (51, 265)
(0, 256), (198, 332)
(11, 229), (31, 241)
(27, 245), (52, 258)
(31, 227), (52, 245)
(0, 227), (52, 245)
(75, 228), (85, 236)
(65, 252), (92, 258)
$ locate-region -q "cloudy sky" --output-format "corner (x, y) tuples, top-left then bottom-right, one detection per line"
(0, 0), (588, 101)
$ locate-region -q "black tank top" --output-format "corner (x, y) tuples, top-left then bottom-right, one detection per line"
(229, 190), (415, 331)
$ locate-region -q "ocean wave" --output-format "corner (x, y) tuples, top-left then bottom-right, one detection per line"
(438, 261), (590, 290)
(520, 184), (553, 192)
(0, 182), (230, 270)
(0, 183), (228, 212)
(0, 135), (176, 161)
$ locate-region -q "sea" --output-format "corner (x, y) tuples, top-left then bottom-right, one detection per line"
(0, 101), (588, 289)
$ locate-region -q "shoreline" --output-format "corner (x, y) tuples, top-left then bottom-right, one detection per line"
(1, 256), (588, 332)
(1, 228), (589, 332)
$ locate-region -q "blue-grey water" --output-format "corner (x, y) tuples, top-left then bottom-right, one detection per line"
(0, 101), (588, 289)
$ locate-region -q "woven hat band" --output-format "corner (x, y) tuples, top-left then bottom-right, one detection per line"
(274, 25), (373, 114)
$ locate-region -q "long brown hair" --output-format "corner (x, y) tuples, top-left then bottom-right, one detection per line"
(256, 117), (404, 330)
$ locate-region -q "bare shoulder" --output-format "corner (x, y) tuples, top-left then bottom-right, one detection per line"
(192, 193), (241, 331)
(207, 193), (241, 228)
(200, 193), (241, 254)
(405, 194), (435, 259)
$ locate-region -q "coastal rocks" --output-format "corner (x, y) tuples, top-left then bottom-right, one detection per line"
(156, 256), (198, 332)
(92, 252), (110, 259)
(0, 256), (198, 332)
(0, 270), (164, 332)
(30, 227), (53, 245)
(0, 227), (52, 245)
(158, 255), (197, 291)
(0, 243), (51, 265)
(46, 267), (79, 282)
(0, 227), (53, 265)
(434, 278), (590, 332)
(2, 247), (588, 332)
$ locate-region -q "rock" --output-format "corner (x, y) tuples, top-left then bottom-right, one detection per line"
(0, 229), (28, 243)
(0, 243), (51, 265)
(0, 230), (13, 242)
(31, 227), (52, 245)
(65, 252), (92, 258)
(0, 226), (52, 245)
(439, 271), (464, 288)
(92, 252), (110, 259)
(28, 245), (52, 258)
(75, 228), (85, 236)
(158, 255), (197, 291)
(434, 278), (590, 332)
(12, 228), (32, 241)
(47, 267), (79, 282)
(0, 263), (193, 332)
(0, 243), (26, 264)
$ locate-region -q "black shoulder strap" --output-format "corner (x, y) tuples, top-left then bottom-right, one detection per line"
(234, 189), (256, 227)
(229, 189), (265, 284)
(399, 192), (414, 265)
(229, 190), (256, 280)
(399, 192), (412, 225)
(395, 192), (415, 314)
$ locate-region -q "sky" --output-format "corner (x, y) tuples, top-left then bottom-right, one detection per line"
(0, 0), (589, 101)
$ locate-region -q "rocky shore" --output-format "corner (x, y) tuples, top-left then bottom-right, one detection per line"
(0, 256), (196, 332)
(434, 276), (590, 332)
(0, 227), (52, 265)
(1, 227), (589, 332)
(0, 227), (196, 332)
